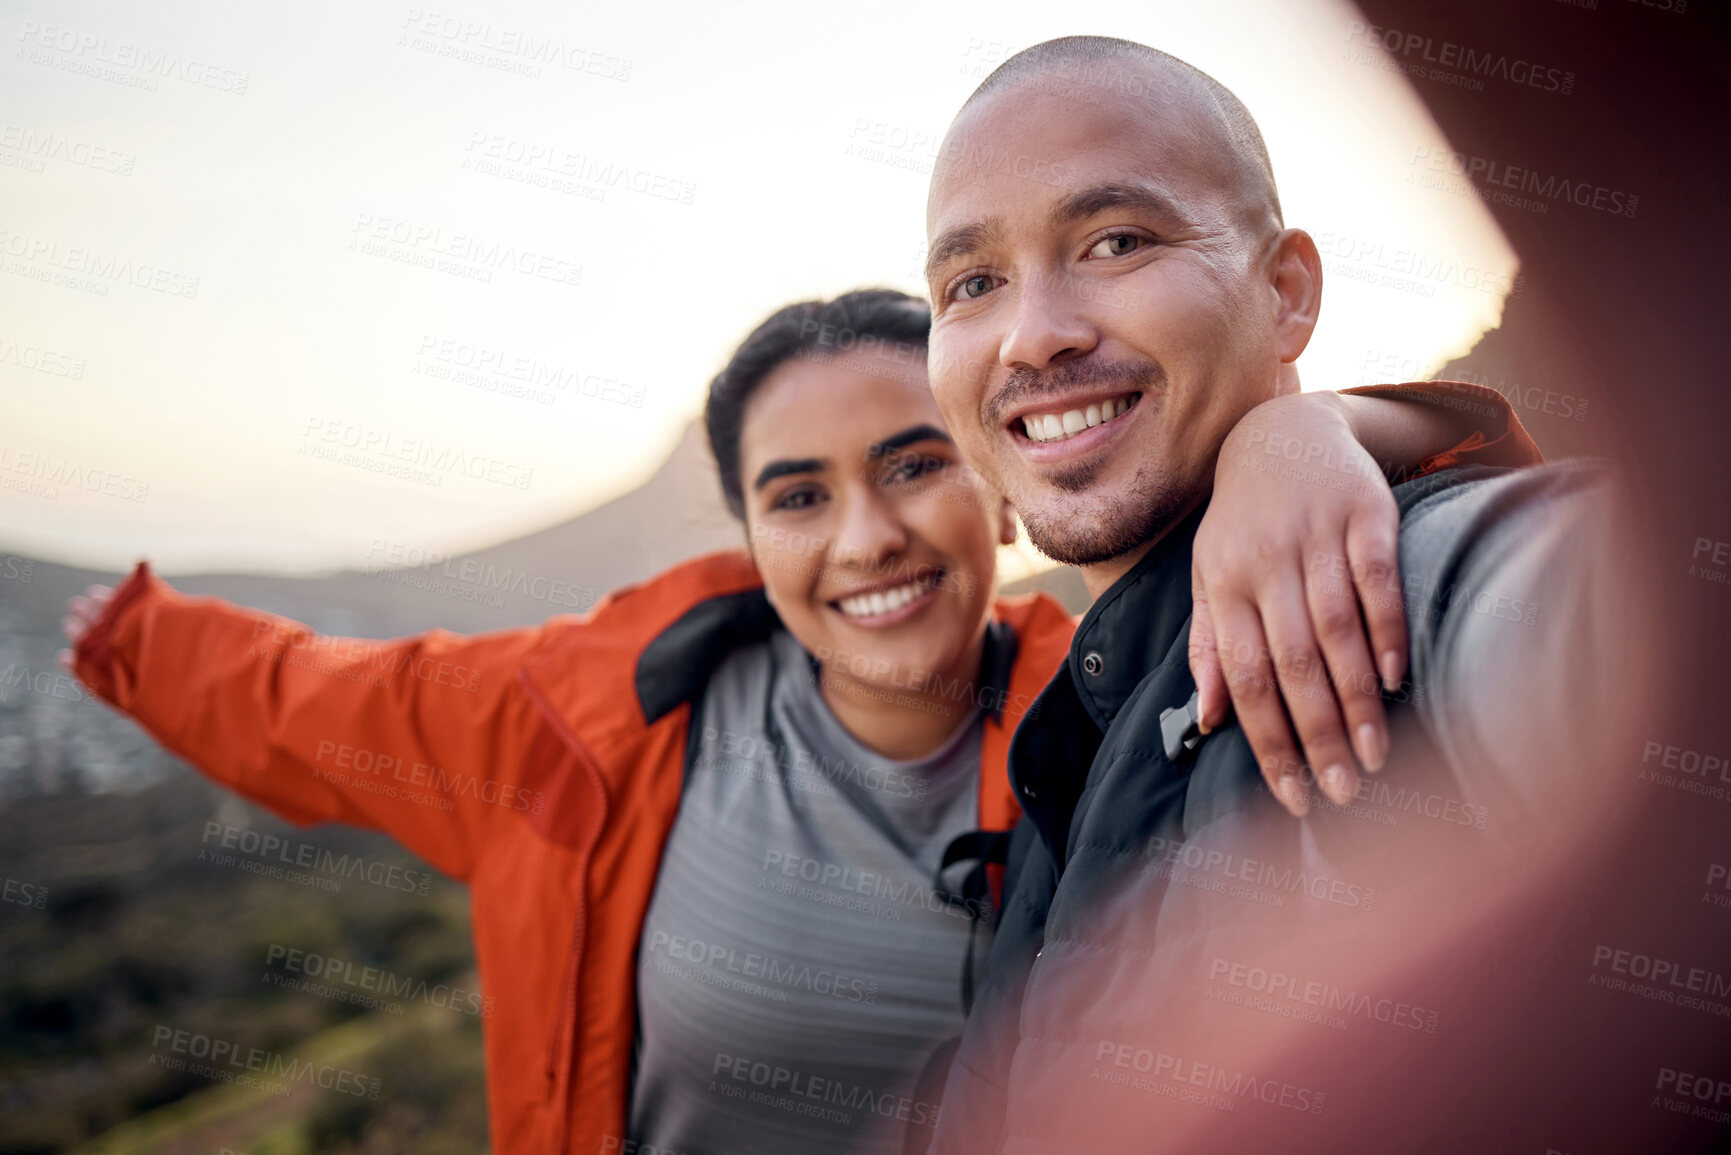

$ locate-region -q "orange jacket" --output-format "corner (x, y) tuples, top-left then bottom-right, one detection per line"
(73, 549), (1075, 1155)
(71, 380), (1538, 1153)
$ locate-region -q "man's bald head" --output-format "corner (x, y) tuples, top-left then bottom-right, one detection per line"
(956, 36), (1282, 240)
(923, 35), (1325, 576)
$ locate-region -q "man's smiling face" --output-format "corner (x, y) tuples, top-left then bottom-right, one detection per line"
(924, 64), (1298, 571)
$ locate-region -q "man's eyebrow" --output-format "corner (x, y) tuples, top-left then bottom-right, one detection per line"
(923, 220), (1005, 285)
(867, 424), (953, 459)
(753, 458), (826, 490)
(1049, 182), (1181, 229)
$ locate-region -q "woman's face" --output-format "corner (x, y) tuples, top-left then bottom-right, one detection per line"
(739, 347), (1015, 703)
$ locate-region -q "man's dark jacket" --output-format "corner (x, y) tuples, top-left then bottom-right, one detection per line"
(929, 460), (1624, 1154)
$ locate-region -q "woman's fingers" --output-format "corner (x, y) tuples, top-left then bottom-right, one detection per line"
(1209, 553), (1371, 812)
(1345, 515), (1409, 693)
(1211, 595), (1311, 816)
(1189, 569), (1230, 732)
(1303, 547), (1389, 775)
(1254, 574), (1361, 807)
(1202, 530), (1407, 815)
(63, 585), (114, 644)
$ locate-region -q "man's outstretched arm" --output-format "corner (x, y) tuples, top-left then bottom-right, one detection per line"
(1396, 461), (1649, 828)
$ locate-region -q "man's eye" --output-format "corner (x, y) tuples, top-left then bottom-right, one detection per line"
(1088, 234), (1143, 259)
(954, 274), (999, 301)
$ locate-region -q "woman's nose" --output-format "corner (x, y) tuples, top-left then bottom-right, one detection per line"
(830, 487), (909, 570)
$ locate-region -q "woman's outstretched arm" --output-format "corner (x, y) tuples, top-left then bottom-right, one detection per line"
(62, 562), (550, 880)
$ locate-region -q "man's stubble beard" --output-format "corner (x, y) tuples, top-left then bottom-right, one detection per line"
(1013, 453), (1190, 566)
(971, 352), (1191, 566)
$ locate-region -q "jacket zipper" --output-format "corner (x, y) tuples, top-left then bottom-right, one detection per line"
(517, 669), (611, 1155)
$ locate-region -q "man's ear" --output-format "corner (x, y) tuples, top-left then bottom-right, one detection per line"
(998, 500), (1019, 547)
(1269, 228), (1322, 365)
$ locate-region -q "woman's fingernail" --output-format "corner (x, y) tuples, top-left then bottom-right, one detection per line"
(1277, 775), (1311, 817)
(1380, 650), (1403, 692)
(1319, 763), (1352, 804)
(1355, 723), (1387, 772)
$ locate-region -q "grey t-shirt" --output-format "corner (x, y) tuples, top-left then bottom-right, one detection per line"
(628, 627), (987, 1155)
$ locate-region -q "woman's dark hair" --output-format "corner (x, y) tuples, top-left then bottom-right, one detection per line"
(706, 288), (931, 520)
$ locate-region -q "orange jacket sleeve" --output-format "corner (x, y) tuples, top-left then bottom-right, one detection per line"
(73, 561), (551, 882)
(1344, 380), (1544, 473)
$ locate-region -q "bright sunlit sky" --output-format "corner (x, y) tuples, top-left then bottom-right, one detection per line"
(1, 0), (1515, 576)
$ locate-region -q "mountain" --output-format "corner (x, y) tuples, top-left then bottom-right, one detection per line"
(0, 419), (744, 640)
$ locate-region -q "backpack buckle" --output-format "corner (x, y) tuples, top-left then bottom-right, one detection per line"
(1160, 690), (1207, 763)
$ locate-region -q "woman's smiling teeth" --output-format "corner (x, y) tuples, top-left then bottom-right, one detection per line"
(1020, 394), (1138, 443)
(835, 579), (931, 618)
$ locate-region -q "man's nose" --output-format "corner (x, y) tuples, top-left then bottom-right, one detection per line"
(831, 487), (909, 571)
(999, 270), (1098, 370)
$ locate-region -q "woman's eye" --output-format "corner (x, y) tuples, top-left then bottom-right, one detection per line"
(1088, 234), (1144, 259)
(955, 274), (999, 301)
(771, 487), (823, 512)
(888, 455), (948, 484)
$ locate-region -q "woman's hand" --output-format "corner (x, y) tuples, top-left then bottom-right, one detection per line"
(58, 584), (114, 672)
(1189, 392), (1408, 817)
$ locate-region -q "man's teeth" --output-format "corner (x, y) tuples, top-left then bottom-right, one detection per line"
(836, 580), (930, 618)
(1021, 396), (1135, 443)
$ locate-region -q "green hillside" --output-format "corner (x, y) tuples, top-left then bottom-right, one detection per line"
(0, 772), (489, 1154)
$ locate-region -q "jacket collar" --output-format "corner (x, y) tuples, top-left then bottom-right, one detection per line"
(1065, 503), (1206, 732)
(518, 552), (768, 767)
(1005, 506), (1203, 859)
(516, 549), (1073, 766)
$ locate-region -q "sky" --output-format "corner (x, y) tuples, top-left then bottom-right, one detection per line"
(0, 0), (1517, 578)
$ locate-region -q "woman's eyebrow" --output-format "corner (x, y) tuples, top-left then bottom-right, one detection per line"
(867, 424), (953, 459)
(753, 457), (827, 491)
